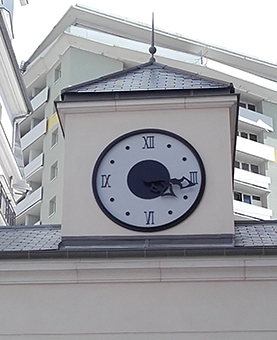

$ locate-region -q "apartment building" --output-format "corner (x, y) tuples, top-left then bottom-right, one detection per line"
(15, 4), (277, 224)
(0, 2), (31, 225)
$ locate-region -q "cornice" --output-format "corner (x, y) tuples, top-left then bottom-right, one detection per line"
(1, 256), (277, 285)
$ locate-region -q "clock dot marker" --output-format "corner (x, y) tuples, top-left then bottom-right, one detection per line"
(125, 146), (130, 150)
(168, 210), (173, 215)
(110, 160), (115, 164)
(110, 198), (115, 202)
(167, 144), (172, 148)
(183, 195), (188, 200)
(182, 157), (187, 161)
(125, 211), (130, 216)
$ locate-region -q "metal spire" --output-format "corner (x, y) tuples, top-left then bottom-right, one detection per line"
(149, 12), (157, 62)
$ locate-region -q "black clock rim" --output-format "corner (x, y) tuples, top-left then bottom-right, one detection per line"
(92, 128), (206, 232)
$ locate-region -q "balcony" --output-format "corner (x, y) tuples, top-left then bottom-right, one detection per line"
(234, 168), (271, 191)
(15, 186), (42, 217)
(0, 182), (15, 226)
(239, 107), (273, 132)
(21, 118), (47, 151)
(30, 86), (49, 111)
(24, 153), (44, 181)
(236, 137), (275, 162)
(234, 200), (272, 220)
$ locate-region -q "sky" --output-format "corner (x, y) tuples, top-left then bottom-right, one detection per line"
(11, 0), (277, 65)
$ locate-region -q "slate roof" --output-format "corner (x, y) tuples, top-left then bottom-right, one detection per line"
(0, 225), (61, 251)
(61, 61), (234, 100)
(1, 221), (277, 257)
(234, 222), (277, 247)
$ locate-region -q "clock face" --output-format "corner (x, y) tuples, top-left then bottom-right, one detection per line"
(92, 129), (205, 232)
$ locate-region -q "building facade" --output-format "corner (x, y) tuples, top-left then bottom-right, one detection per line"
(0, 1), (31, 225)
(1, 50), (277, 340)
(15, 4), (277, 224)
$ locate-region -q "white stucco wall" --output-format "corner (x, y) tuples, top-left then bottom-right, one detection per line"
(0, 256), (277, 339)
(59, 95), (236, 237)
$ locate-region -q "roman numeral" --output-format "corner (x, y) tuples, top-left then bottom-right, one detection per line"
(101, 174), (111, 188)
(142, 136), (155, 149)
(144, 211), (155, 225)
(190, 171), (198, 184)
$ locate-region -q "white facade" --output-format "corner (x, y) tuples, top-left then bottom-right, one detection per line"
(1, 256), (277, 339)
(16, 5), (277, 224)
(0, 3), (31, 225)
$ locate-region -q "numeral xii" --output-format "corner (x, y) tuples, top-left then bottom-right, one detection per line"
(142, 136), (155, 149)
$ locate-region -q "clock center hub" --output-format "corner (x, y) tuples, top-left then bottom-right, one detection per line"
(127, 160), (170, 199)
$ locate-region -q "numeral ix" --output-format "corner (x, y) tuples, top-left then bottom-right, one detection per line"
(101, 174), (111, 188)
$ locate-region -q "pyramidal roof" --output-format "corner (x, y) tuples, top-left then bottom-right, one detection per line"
(61, 61), (234, 101)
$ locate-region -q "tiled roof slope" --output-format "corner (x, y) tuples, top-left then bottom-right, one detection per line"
(1, 222), (277, 253)
(0, 225), (61, 251)
(62, 61), (233, 96)
(235, 222), (277, 247)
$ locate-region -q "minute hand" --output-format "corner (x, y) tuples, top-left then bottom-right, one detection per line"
(170, 176), (196, 189)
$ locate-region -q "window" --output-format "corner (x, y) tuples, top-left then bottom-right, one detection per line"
(251, 164), (259, 174)
(234, 192), (261, 206)
(238, 131), (258, 142)
(49, 196), (56, 216)
(50, 161), (58, 181)
(54, 64), (61, 82)
(248, 104), (256, 111)
(242, 163), (249, 171)
(243, 194), (251, 204)
(249, 133), (258, 142)
(239, 102), (256, 111)
(51, 128), (58, 148)
(234, 192), (242, 201)
(235, 161), (259, 174)
(241, 132), (248, 139)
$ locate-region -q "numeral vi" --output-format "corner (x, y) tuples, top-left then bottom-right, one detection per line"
(144, 211), (154, 225)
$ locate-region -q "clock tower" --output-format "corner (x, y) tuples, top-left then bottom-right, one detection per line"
(57, 60), (238, 249)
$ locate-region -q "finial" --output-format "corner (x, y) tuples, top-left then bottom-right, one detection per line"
(149, 12), (157, 62)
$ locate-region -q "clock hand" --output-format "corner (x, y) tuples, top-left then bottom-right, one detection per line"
(170, 176), (196, 189)
(144, 175), (197, 197)
(143, 180), (176, 197)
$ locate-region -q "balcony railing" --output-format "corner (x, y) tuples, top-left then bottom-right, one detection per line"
(233, 200), (272, 220)
(0, 183), (15, 225)
(30, 86), (49, 111)
(236, 137), (275, 162)
(24, 153), (44, 179)
(15, 186), (42, 217)
(21, 118), (47, 150)
(239, 107), (274, 132)
(234, 168), (271, 190)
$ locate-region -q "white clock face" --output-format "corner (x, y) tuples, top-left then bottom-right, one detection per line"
(92, 129), (205, 232)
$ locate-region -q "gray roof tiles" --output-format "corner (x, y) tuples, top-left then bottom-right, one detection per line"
(235, 223), (277, 247)
(62, 61), (232, 95)
(0, 225), (61, 251)
(1, 222), (277, 254)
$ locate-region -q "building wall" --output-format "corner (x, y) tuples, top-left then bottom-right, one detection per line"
(1, 256), (277, 339)
(262, 101), (277, 219)
(60, 96), (236, 237)
(19, 48), (124, 225)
